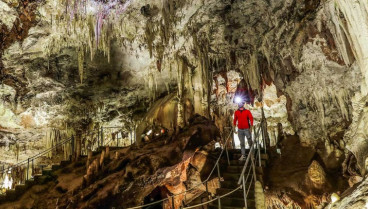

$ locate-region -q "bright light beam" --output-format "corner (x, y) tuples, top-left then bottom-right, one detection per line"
(235, 96), (243, 104)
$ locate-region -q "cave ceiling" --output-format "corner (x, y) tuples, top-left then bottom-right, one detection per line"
(0, 0), (367, 176)
(2, 0), (368, 207)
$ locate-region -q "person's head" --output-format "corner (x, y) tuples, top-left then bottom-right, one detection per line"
(238, 102), (245, 108)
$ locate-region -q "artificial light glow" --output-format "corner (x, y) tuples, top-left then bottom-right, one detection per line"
(146, 130), (152, 135)
(215, 142), (221, 149)
(2, 175), (13, 190)
(235, 96), (243, 104)
(331, 193), (340, 203)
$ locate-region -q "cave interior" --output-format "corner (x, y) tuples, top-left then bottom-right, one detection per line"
(1, 0), (368, 208)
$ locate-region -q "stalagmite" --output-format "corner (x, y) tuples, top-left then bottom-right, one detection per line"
(255, 181), (266, 209)
(99, 150), (105, 167)
(78, 48), (84, 84)
(176, 56), (185, 128)
(105, 146), (110, 159)
(87, 149), (92, 168)
(2, 0), (368, 208)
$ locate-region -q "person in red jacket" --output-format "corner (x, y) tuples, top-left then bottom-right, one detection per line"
(233, 101), (254, 160)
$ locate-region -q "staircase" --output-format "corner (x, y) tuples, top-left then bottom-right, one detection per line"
(0, 159), (70, 203)
(188, 148), (268, 209)
(0, 146), (123, 204)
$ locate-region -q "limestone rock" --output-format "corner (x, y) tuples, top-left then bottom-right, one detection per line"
(307, 160), (326, 189)
(255, 181), (266, 209)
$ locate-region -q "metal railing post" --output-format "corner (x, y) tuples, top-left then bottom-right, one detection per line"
(225, 137), (230, 166)
(172, 196), (175, 209)
(258, 140), (261, 167)
(101, 127), (104, 147)
(71, 135), (75, 161)
(97, 128), (100, 147)
(117, 132), (119, 147)
(122, 129), (235, 209)
(252, 156), (257, 182)
(27, 158), (30, 180)
(217, 195), (221, 209)
(242, 175), (247, 209)
(262, 124), (267, 154)
(216, 163), (221, 187)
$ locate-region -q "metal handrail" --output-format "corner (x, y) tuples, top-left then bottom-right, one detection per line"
(182, 186), (242, 209)
(2, 125), (125, 173)
(176, 119), (266, 209)
(0, 137), (73, 175)
(0, 126), (127, 192)
(126, 129), (234, 209)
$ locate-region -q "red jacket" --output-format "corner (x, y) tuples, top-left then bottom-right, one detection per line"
(233, 108), (253, 129)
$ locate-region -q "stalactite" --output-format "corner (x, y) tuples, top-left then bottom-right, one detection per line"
(78, 48), (84, 84)
(247, 52), (261, 94)
(45, 0), (133, 62)
(148, 71), (155, 103)
(176, 55), (185, 128)
(191, 33), (210, 118)
(145, 20), (155, 58)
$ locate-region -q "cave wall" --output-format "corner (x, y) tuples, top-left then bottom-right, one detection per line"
(1, 0), (368, 206)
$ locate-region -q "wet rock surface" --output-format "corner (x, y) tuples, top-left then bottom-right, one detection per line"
(0, 115), (220, 209)
(1, 0), (368, 208)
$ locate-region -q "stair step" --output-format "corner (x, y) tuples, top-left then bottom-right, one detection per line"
(209, 205), (245, 209)
(14, 184), (26, 196)
(220, 180), (254, 189)
(216, 188), (254, 198)
(230, 153), (264, 159)
(227, 160), (249, 166)
(92, 151), (100, 156)
(99, 146), (122, 151)
(42, 169), (53, 176)
(222, 196), (255, 207)
(25, 179), (35, 188)
(52, 164), (61, 170)
(209, 197), (255, 208)
(229, 153), (243, 160)
(225, 165), (264, 176)
(60, 160), (70, 167)
(261, 153), (269, 161)
(185, 192), (210, 205)
(0, 194), (6, 202)
(223, 173), (241, 181)
(5, 189), (16, 201)
(226, 149), (242, 154)
(256, 166), (263, 175)
(257, 160), (267, 167)
(33, 174), (51, 184)
(226, 165), (246, 173)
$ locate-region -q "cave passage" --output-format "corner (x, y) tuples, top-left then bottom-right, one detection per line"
(0, 0), (368, 208)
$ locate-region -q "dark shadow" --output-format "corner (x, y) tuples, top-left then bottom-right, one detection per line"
(143, 186), (168, 209)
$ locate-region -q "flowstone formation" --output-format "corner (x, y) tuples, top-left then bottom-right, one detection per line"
(1, 0), (368, 208)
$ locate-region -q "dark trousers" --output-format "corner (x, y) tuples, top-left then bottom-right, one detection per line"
(238, 129), (252, 156)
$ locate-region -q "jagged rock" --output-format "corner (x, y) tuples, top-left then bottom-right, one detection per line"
(0, 116), (219, 208)
(307, 160), (326, 189)
(348, 176), (363, 188)
(1, 0), (368, 207)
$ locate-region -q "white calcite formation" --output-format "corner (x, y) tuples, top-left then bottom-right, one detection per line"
(1, 0), (368, 207)
(0, 0), (17, 30)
